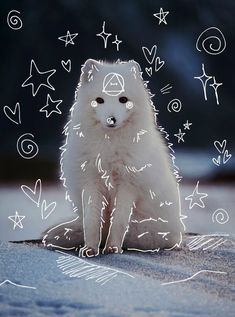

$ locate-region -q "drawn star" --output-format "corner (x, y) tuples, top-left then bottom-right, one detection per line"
(112, 35), (122, 51)
(96, 21), (112, 48)
(22, 60), (56, 97)
(185, 181), (208, 209)
(8, 211), (25, 230)
(40, 94), (62, 118)
(209, 76), (223, 105)
(194, 64), (212, 101)
(174, 128), (185, 143)
(58, 30), (78, 47)
(153, 8), (169, 25)
(183, 120), (192, 130)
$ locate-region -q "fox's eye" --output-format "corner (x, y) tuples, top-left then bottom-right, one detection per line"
(96, 97), (104, 104)
(119, 96), (128, 103)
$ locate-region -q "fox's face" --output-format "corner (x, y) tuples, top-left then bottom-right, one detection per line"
(78, 59), (147, 129)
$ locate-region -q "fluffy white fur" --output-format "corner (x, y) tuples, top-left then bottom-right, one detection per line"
(43, 59), (184, 256)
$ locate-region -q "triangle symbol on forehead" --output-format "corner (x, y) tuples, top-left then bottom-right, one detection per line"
(102, 72), (125, 96)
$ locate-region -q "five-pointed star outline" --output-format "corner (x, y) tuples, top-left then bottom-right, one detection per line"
(185, 181), (208, 209)
(8, 211), (25, 230)
(174, 128), (185, 143)
(40, 94), (62, 118)
(112, 35), (122, 51)
(183, 120), (192, 130)
(96, 21), (112, 48)
(58, 30), (78, 47)
(153, 8), (169, 25)
(22, 60), (56, 97)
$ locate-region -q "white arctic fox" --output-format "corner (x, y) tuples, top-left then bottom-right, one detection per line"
(43, 59), (184, 257)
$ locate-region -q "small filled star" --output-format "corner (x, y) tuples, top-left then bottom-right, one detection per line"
(40, 94), (62, 118)
(174, 128), (185, 143)
(185, 181), (208, 209)
(58, 30), (78, 47)
(112, 35), (122, 51)
(153, 8), (169, 25)
(183, 120), (192, 130)
(22, 60), (56, 97)
(96, 21), (112, 48)
(8, 211), (25, 230)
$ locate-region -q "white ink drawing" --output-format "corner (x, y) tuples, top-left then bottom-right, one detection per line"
(112, 35), (122, 51)
(39, 94), (62, 118)
(96, 21), (112, 48)
(3, 102), (21, 125)
(22, 59), (56, 97)
(8, 211), (25, 230)
(183, 120), (192, 130)
(142, 45), (157, 64)
(41, 199), (56, 220)
(160, 83), (172, 95)
(7, 10), (23, 30)
(185, 181), (208, 209)
(187, 234), (229, 251)
(155, 56), (165, 72)
(212, 139), (232, 166)
(153, 8), (169, 25)
(58, 30), (78, 47)
(174, 128), (185, 143)
(212, 208), (229, 225)
(0, 279), (36, 290)
(102, 72), (125, 96)
(196, 27), (226, 55)
(61, 59), (71, 72)
(16, 133), (39, 159)
(145, 67), (152, 77)
(21, 179), (42, 207)
(167, 99), (182, 113)
(209, 76), (223, 105)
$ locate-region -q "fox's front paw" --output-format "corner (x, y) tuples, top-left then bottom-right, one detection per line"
(103, 245), (123, 254)
(79, 245), (99, 257)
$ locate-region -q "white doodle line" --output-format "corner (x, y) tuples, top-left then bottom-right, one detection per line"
(8, 211), (25, 230)
(125, 163), (152, 174)
(0, 279), (36, 289)
(21, 179), (42, 207)
(183, 120), (192, 130)
(95, 153), (114, 191)
(187, 234), (229, 251)
(3, 102), (21, 125)
(153, 8), (169, 25)
(185, 181), (208, 209)
(102, 72), (125, 96)
(194, 63), (212, 101)
(131, 217), (168, 224)
(58, 30), (78, 47)
(112, 35), (122, 51)
(17, 133), (39, 160)
(145, 67), (152, 77)
(61, 59), (71, 72)
(167, 99), (182, 113)
(137, 232), (149, 238)
(212, 208), (230, 225)
(160, 83), (172, 94)
(56, 250), (134, 285)
(41, 199), (56, 220)
(142, 45), (157, 64)
(209, 76), (223, 105)
(22, 60), (56, 97)
(133, 129), (148, 143)
(96, 21), (112, 48)
(174, 128), (185, 143)
(149, 189), (156, 200)
(161, 270), (227, 286)
(40, 94), (63, 118)
(7, 10), (23, 30)
(196, 27), (226, 55)
(155, 57), (165, 72)
(212, 139), (232, 166)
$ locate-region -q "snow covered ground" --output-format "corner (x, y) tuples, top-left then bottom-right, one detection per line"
(0, 183), (234, 316)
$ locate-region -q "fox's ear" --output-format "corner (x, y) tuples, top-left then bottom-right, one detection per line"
(129, 60), (142, 79)
(80, 59), (100, 83)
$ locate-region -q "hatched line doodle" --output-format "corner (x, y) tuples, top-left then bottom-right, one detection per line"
(212, 208), (229, 225)
(187, 234), (229, 251)
(61, 59), (71, 72)
(196, 27), (226, 55)
(21, 179), (42, 207)
(40, 94), (63, 118)
(96, 21), (112, 48)
(160, 84), (172, 95)
(185, 181), (208, 209)
(102, 72), (125, 96)
(3, 102), (21, 125)
(58, 30), (78, 47)
(0, 280), (36, 289)
(8, 211), (25, 230)
(112, 35), (122, 51)
(153, 8), (169, 25)
(161, 270), (227, 286)
(167, 99), (182, 113)
(56, 250), (134, 285)
(22, 59), (56, 97)
(7, 10), (23, 30)
(16, 133), (39, 159)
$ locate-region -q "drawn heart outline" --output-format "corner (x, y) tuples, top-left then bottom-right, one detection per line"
(142, 45), (157, 64)
(223, 150), (232, 164)
(145, 67), (152, 77)
(214, 140), (226, 154)
(21, 179), (42, 207)
(61, 59), (71, 72)
(212, 155), (221, 166)
(155, 57), (165, 72)
(41, 199), (56, 220)
(3, 102), (21, 125)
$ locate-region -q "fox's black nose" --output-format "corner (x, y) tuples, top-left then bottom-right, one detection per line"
(106, 116), (117, 127)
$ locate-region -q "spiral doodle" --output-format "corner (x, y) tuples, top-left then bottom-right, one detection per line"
(212, 208), (229, 225)
(16, 133), (39, 159)
(167, 99), (182, 113)
(7, 10), (23, 30)
(196, 27), (226, 55)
